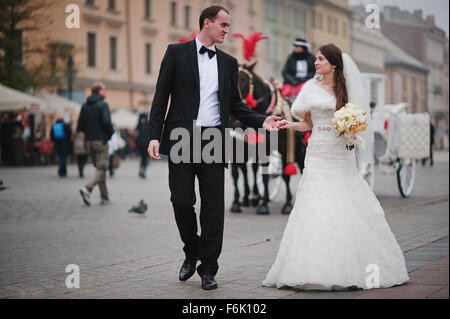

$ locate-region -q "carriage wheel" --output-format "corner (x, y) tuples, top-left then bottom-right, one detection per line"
(396, 158), (416, 198)
(362, 163), (375, 190)
(255, 151), (283, 201)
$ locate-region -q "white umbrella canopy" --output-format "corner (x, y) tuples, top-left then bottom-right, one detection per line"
(111, 108), (139, 130)
(0, 83), (48, 113)
(35, 89), (81, 115)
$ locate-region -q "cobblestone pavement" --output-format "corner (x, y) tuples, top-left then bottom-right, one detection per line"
(354, 239), (449, 299)
(0, 152), (448, 299)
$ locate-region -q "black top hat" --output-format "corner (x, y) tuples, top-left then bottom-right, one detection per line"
(292, 38), (310, 48)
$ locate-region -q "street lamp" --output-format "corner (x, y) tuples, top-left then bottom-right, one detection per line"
(48, 41), (76, 99)
(67, 56), (74, 100)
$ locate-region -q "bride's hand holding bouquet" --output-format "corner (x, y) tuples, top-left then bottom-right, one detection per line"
(331, 103), (367, 150)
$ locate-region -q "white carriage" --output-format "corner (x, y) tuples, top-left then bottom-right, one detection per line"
(360, 73), (430, 197)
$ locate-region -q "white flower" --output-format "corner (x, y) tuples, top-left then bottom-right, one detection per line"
(331, 103), (368, 151)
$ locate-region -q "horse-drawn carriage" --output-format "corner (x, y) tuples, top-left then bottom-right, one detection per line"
(229, 62), (307, 215)
(230, 69), (430, 215)
(227, 32), (430, 214)
(360, 73), (430, 198)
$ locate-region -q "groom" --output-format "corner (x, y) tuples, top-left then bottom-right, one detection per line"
(147, 5), (280, 290)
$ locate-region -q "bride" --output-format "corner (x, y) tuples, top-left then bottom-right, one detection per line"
(263, 44), (409, 290)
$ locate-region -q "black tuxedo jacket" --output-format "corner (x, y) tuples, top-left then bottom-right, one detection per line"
(148, 40), (266, 156)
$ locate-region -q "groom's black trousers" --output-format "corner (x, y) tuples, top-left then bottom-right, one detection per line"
(168, 126), (225, 277)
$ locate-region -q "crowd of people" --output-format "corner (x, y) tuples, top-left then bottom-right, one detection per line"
(0, 85), (152, 183)
(0, 113), (25, 166)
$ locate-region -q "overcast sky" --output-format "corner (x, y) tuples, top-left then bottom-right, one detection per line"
(348, 0), (449, 37)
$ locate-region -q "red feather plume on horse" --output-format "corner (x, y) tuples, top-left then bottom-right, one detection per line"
(232, 31), (269, 109)
(232, 32), (269, 63)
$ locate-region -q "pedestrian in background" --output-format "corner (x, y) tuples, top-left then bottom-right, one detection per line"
(11, 115), (25, 166)
(0, 113), (15, 165)
(73, 130), (88, 178)
(50, 116), (72, 177)
(135, 113), (151, 178)
(77, 82), (114, 206)
(422, 121), (435, 167)
(108, 125), (120, 177)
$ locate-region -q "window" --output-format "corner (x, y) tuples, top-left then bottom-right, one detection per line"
(108, 0), (115, 11)
(145, 43), (152, 74)
(318, 13), (323, 29)
(171, 2), (177, 26)
(87, 32), (96, 67)
(11, 30), (22, 64)
(85, 0), (94, 6)
(110, 36), (117, 70)
(295, 8), (306, 29)
(265, 0), (278, 21)
(265, 31), (279, 61)
(402, 76), (408, 102)
(411, 78), (418, 112)
(145, 0), (151, 19)
(328, 15), (332, 32)
(312, 10), (315, 28)
(273, 1), (279, 21)
(264, 0), (270, 19)
(184, 5), (190, 29)
(342, 22), (347, 37)
(288, 5), (295, 26)
(248, 0), (254, 12)
(270, 36), (280, 60)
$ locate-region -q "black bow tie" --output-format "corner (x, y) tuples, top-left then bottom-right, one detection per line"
(199, 45), (216, 59)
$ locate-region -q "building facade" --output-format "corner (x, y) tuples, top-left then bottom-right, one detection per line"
(260, 0), (352, 82)
(261, 0), (313, 81)
(443, 39), (449, 149)
(350, 5), (384, 74)
(383, 35), (428, 114)
(22, 0), (357, 109)
(23, 0), (268, 110)
(381, 6), (448, 148)
(307, 0), (351, 54)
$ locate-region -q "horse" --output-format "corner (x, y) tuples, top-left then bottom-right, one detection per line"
(229, 62), (308, 215)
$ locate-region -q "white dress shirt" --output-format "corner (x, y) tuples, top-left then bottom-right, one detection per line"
(195, 37), (221, 127)
(296, 60), (308, 78)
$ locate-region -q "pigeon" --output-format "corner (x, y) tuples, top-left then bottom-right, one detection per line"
(128, 200), (147, 214)
(0, 180), (6, 191)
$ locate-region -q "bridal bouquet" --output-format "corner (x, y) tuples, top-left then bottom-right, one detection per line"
(331, 103), (367, 150)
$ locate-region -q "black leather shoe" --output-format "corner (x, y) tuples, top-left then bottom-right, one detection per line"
(179, 260), (197, 281)
(201, 274), (218, 290)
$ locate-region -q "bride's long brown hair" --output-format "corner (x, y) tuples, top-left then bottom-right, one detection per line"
(318, 44), (348, 110)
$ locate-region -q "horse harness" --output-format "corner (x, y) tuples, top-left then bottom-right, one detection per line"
(238, 66), (297, 165)
(238, 67), (277, 115)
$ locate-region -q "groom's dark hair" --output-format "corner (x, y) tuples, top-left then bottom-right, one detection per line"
(199, 6), (230, 30)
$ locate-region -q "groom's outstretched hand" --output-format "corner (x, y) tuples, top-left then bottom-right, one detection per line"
(263, 116), (282, 131)
(148, 140), (161, 160)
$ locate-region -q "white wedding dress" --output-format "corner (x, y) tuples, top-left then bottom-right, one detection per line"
(262, 79), (409, 290)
